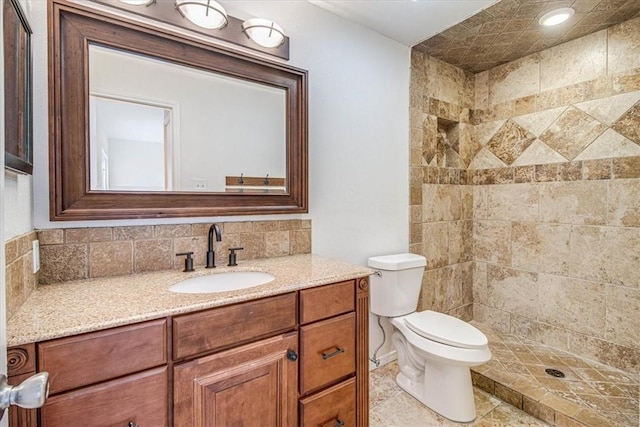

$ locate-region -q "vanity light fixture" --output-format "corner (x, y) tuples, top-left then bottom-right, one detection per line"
(118, 0), (154, 5)
(539, 7), (575, 26)
(242, 18), (286, 48)
(175, 0), (228, 30)
(91, 0), (289, 59)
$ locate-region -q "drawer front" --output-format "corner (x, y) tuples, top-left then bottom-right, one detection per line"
(41, 366), (168, 427)
(300, 313), (355, 394)
(299, 280), (355, 325)
(300, 378), (356, 427)
(173, 292), (296, 360)
(38, 319), (167, 394)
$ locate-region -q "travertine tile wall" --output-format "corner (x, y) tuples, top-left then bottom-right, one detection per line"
(471, 17), (640, 373)
(411, 17), (640, 372)
(37, 219), (311, 285)
(4, 231), (38, 320)
(409, 53), (475, 320)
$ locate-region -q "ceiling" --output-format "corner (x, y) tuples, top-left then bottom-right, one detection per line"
(309, 0), (497, 46)
(312, 0), (640, 74)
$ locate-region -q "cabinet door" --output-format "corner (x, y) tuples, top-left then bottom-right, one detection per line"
(174, 333), (298, 427)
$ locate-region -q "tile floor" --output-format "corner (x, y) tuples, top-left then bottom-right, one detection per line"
(370, 361), (551, 426)
(470, 322), (639, 427)
(369, 321), (639, 426)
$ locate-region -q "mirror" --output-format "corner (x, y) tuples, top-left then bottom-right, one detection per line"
(89, 45), (286, 193)
(49, 0), (307, 220)
(4, 0), (33, 174)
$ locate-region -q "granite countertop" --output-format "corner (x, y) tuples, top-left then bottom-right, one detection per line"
(7, 254), (373, 347)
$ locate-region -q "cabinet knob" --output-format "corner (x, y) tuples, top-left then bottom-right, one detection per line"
(128, 422), (139, 427)
(286, 349), (298, 362)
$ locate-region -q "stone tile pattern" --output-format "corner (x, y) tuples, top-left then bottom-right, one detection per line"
(415, 0), (640, 73)
(470, 322), (639, 427)
(370, 361), (552, 427)
(410, 51), (475, 321)
(5, 231), (38, 321)
(37, 219), (311, 285)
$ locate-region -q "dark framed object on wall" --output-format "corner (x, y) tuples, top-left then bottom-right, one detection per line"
(4, 0), (33, 175)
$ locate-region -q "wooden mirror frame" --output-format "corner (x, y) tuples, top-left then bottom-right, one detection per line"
(49, 0), (307, 221)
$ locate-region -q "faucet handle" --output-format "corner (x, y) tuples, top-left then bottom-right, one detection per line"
(228, 247), (244, 266)
(176, 252), (195, 272)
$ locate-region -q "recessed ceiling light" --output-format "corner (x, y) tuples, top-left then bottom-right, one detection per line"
(539, 7), (575, 26)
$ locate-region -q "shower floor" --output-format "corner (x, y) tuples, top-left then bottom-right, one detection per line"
(469, 322), (639, 427)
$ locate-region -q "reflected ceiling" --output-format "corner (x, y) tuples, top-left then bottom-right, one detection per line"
(414, 0), (640, 73)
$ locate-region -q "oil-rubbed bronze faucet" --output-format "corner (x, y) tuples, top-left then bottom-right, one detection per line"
(206, 224), (222, 268)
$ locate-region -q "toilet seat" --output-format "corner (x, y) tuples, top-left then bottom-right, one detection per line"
(404, 310), (488, 349)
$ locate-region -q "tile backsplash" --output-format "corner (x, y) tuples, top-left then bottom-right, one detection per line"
(37, 219), (311, 285)
(5, 231), (38, 320)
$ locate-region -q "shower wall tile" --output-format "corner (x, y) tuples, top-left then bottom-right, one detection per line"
(511, 222), (571, 276)
(472, 262), (488, 306)
(474, 220), (512, 264)
(607, 16), (640, 75)
(568, 334), (638, 372)
(489, 55), (540, 106)
(422, 184), (462, 221)
(607, 179), (640, 227)
(569, 225), (640, 288)
(473, 303), (511, 334)
(539, 31), (607, 92)
(537, 274), (606, 338)
(605, 285), (640, 350)
(448, 220), (473, 264)
(486, 184), (539, 222)
(422, 222), (449, 270)
(509, 315), (570, 352)
(539, 181), (608, 225)
(486, 265), (538, 316)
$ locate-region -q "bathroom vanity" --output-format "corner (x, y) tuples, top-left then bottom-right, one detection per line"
(6, 255), (371, 427)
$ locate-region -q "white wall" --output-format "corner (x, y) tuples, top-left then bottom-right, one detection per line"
(31, 0), (411, 266)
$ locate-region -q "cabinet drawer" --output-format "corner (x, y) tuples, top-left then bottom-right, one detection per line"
(300, 313), (355, 394)
(173, 292), (296, 360)
(300, 378), (356, 427)
(38, 319), (167, 394)
(299, 280), (355, 325)
(41, 366), (168, 427)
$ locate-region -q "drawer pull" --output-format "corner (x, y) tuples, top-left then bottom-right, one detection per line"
(321, 347), (345, 360)
(334, 419), (345, 427)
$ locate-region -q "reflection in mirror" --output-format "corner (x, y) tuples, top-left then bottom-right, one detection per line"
(88, 44), (287, 193)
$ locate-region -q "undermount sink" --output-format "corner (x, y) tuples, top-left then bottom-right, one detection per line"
(169, 271), (275, 294)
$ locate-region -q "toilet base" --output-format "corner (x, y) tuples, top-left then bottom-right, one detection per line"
(392, 330), (478, 423)
(395, 362), (476, 423)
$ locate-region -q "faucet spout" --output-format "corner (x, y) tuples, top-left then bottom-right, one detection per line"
(206, 224), (222, 268)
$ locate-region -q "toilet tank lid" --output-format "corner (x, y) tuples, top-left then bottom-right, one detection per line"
(368, 253), (426, 270)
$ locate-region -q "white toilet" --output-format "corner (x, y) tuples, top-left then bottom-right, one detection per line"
(368, 253), (491, 423)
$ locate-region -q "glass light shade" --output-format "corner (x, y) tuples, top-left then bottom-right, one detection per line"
(175, 0), (228, 30)
(119, 0), (155, 5)
(242, 18), (285, 48)
(539, 8), (575, 26)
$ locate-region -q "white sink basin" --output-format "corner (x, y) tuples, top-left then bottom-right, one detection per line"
(169, 271), (275, 294)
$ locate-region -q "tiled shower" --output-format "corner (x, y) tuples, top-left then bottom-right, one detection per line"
(409, 14), (639, 427)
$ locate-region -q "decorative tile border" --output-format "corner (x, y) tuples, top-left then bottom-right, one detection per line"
(421, 156), (640, 186)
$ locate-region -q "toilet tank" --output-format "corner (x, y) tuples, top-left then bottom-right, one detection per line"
(368, 253), (426, 317)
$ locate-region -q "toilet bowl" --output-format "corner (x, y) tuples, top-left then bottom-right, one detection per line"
(368, 253), (491, 423)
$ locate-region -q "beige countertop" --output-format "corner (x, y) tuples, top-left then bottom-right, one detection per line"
(7, 254), (373, 347)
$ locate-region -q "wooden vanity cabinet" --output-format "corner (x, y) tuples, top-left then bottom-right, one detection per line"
(36, 319), (168, 427)
(298, 278), (369, 427)
(11, 276), (369, 427)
